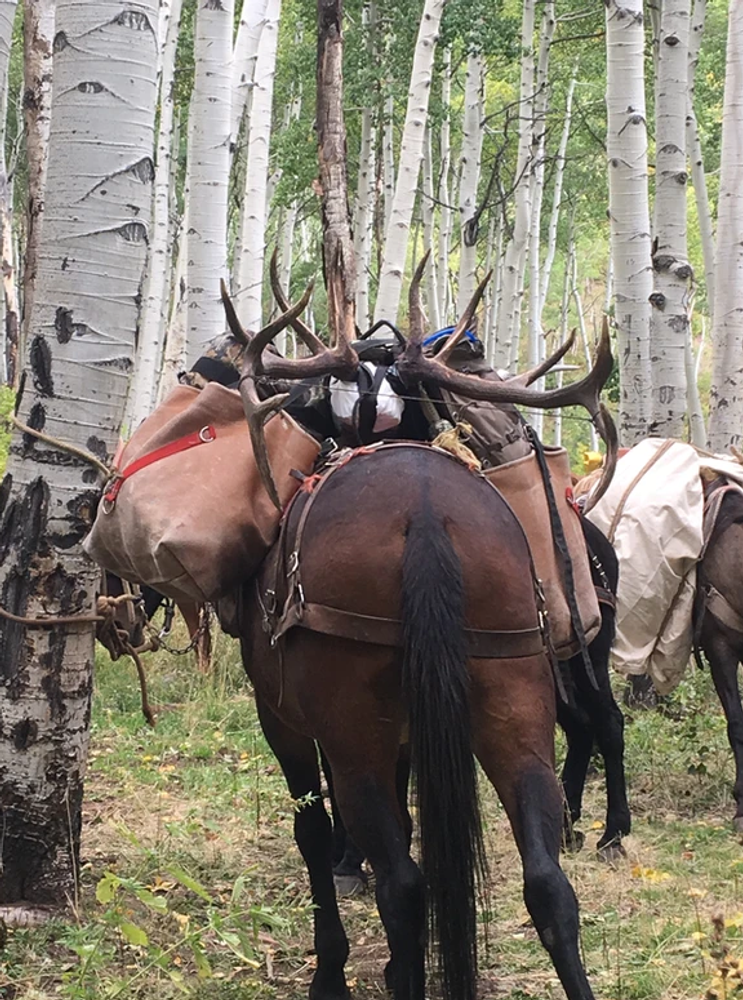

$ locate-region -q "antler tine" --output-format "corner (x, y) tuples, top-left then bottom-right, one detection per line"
(244, 282), (316, 373)
(220, 278), (250, 346)
(436, 270), (493, 366)
(407, 251), (430, 351)
(582, 402), (619, 515)
(269, 249), (325, 355)
(509, 329), (577, 387)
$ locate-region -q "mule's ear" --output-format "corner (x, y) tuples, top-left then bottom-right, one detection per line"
(220, 278), (249, 346)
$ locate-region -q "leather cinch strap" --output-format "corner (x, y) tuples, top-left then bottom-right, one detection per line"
(275, 601), (546, 659)
(103, 425), (216, 509)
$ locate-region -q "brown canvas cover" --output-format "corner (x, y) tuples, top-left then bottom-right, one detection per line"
(84, 382), (321, 604)
(486, 446), (601, 659)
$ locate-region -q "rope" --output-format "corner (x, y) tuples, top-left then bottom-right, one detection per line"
(10, 415), (114, 479)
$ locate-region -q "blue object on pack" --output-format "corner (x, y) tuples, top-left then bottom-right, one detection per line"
(422, 327), (479, 348)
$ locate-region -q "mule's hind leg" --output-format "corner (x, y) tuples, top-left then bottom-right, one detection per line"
(319, 747), (367, 896)
(255, 697), (350, 1000)
(474, 656), (595, 1000)
(701, 619), (743, 832)
(556, 694), (593, 851)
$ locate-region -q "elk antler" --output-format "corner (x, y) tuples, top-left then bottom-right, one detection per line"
(508, 329), (578, 387)
(400, 268), (618, 502)
(269, 249), (327, 355)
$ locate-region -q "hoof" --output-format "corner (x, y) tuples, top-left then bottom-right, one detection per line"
(334, 873), (366, 897)
(562, 828), (585, 853)
(733, 815), (743, 834)
(384, 959), (394, 993)
(597, 839), (626, 864)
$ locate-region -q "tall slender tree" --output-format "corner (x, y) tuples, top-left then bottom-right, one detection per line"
(605, 0), (653, 444)
(0, 0), (158, 911)
(707, 0), (743, 451)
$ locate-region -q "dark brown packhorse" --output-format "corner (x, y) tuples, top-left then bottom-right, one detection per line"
(226, 442), (593, 1000)
(216, 262), (618, 999)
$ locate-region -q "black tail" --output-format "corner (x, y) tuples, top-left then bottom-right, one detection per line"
(401, 506), (487, 1000)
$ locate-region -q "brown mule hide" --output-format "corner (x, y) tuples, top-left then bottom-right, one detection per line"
(226, 445), (596, 1000)
(696, 481), (743, 832)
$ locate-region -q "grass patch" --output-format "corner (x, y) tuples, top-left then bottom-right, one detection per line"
(2, 631), (743, 999)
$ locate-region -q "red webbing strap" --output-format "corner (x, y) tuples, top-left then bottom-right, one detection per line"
(103, 425), (216, 508)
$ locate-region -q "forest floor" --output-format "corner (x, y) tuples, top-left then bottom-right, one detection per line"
(2, 621), (743, 1000)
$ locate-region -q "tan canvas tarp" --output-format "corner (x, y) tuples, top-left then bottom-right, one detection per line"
(585, 438), (704, 694)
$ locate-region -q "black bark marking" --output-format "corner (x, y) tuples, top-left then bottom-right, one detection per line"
(30, 337), (54, 397)
(0, 569), (32, 690)
(55, 490), (101, 547)
(205, 0), (227, 9)
(0, 472), (12, 521)
(82, 468), (99, 485)
(79, 157), (154, 203)
(77, 81), (105, 94)
(40, 633), (67, 721)
(55, 307), (74, 343)
(22, 403), (47, 457)
(118, 221), (148, 244)
(86, 436), (107, 461)
(12, 717), (38, 751)
(53, 31), (69, 52)
(113, 10), (156, 35)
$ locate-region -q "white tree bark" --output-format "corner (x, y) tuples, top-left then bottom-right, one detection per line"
(525, 0), (555, 435)
(230, 0), (269, 151)
(128, 0), (184, 429)
(0, 0), (17, 384)
(540, 64), (576, 319)
(649, 0), (691, 438)
(0, 0), (157, 908)
(485, 212), (504, 366)
(494, 0), (535, 370)
(553, 238), (573, 447)
(185, 0), (234, 366)
(20, 0), (53, 372)
(571, 247), (599, 450)
(233, 0), (281, 331)
(421, 124), (440, 330)
(436, 46), (453, 324)
(707, 0), (743, 451)
(374, 0), (446, 324)
(382, 91), (395, 239)
(455, 51), (484, 316)
(353, 0), (376, 330)
(687, 0), (715, 322)
(605, 0), (653, 444)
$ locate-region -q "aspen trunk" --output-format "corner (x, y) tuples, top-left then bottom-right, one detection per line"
(0, 0), (18, 383)
(374, 0), (446, 324)
(707, 0), (743, 451)
(436, 47), (452, 324)
(494, 0), (535, 370)
(0, 0), (157, 910)
(421, 124), (440, 330)
(20, 0), (52, 368)
(185, 0), (233, 365)
(687, 0), (715, 322)
(128, 0), (184, 429)
(649, 0), (691, 438)
(234, 0), (281, 331)
(455, 51), (484, 316)
(605, 0), (653, 444)
(541, 65), (576, 319)
(231, 0), (269, 152)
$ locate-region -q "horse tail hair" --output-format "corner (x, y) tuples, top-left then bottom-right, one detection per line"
(401, 504), (487, 1000)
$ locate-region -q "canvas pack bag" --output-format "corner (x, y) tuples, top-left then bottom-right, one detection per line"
(486, 446), (601, 659)
(84, 382), (321, 604)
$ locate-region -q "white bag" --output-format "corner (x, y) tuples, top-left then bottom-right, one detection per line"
(329, 361), (404, 435)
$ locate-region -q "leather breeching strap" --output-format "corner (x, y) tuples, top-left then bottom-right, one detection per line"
(262, 441), (549, 660)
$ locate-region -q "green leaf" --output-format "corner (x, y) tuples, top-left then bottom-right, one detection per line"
(189, 937), (212, 979)
(119, 921), (149, 947)
(96, 872), (121, 905)
(166, 864), (212, 902)
(134, 887), (169, 913)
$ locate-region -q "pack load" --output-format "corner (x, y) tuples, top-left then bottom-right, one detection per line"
(84, 381), (321, 604)
(421, 330), (601, 660)
(583, 438), (743, 694)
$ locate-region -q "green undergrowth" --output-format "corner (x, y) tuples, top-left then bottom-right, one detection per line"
(2, 630), (743, 999)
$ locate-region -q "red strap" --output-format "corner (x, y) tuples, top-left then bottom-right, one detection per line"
(103, 425), (216, 508)
(565, 485), (582, 515)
